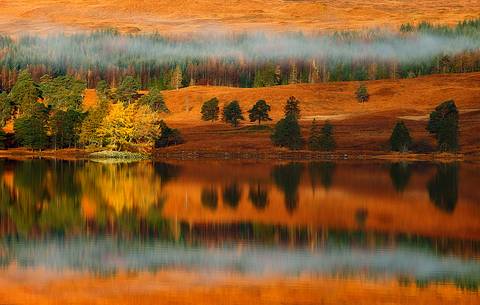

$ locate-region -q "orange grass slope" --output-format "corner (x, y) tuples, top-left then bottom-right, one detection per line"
(157, 73), (480, 153)
(0, 0), (480, 35)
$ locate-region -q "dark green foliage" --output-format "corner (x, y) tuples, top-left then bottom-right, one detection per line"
(201, 97), (220, 122)
(356, 83), (369, 103)
(390, 121), (412, 152)
(272, 163), (304, 214)
(426, 100), (459, 152)
(222, 183), (242, 209)
(271, 115), (303, 150)
(9, 70), (40, 115)
(0, 92), (13, 127)
(13, 103), (49, 150)
(201, 186), (218, 210)
(390, 162), (411, 193)
(115, 76), (141, 105)
(40, 75), (86, 111)
(248, 184), (268, 210)
(223, 100), (244, 127)
(50, 109), (84, 149)
(155, 120), (183, 148)
(284, 96), (301, 119)
(248, 99), (272, 125)
(253, 64), (279, 87)
(427, 163), (458, 213)
(138, 87), (169, 113)
(308, 120), (336, 151)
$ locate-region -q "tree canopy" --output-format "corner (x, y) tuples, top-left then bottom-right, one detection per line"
(248, 99), (272, 125)
(426, 100), (459, 152)
(223, 100), (244, 127)
(201, 98), (220, 122)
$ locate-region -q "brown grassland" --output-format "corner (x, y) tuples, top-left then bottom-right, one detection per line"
(0, 0), (479, 35)
(114, 72), (480, 159)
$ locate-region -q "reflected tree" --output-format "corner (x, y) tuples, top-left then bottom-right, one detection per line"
(201, 186), (218, 210)
(222, 183), (242, 209)
(427, 163), (459, 213)
(248, 184), (269, 210)
(154, 162), (181, 185)
(308, 162), (336, 191)
(389, 162), (411, 193)
(272, 163), (304, 214)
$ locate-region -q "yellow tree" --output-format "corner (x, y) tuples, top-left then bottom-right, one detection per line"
(97, 103), (136, 150)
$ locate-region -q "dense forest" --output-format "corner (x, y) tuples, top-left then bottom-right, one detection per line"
(0, 19), (480, 90)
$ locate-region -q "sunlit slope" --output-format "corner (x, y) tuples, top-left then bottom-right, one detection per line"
(0, 0), (479, 35)
(146, 73), (479, 153)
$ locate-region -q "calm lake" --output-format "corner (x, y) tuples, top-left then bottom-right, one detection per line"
(0, 159), (479, 304)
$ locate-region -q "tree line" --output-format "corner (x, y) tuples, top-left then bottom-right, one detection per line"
(0, 70), (181, 151)
(0, 19), (480, 91)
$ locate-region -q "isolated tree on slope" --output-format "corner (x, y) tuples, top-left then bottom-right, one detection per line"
(271, 114), (303, 150)
(309, 120), (336, 151)
(223, 100), (244, 127)
(356, 83), (370, 103)
(138, 87), (169, 113)
(201, 97), (220, 122)
(390, 121), (412, 152)
(427, 100), (459, 152)
(284, 96), (301, 119)
(248, 99), (272, 125)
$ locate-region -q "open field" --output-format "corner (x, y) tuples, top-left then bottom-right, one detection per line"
(0, 0), (479, 35)
(127, 72), (480, 156)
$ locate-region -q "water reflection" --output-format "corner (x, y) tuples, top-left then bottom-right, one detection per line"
(271, 163), (304, 213)
(427, 163), (459, 213)
(390, 162), (411, 193)
(222, 183), (241, 209)
(0, 158), (478, 291)
(248, 184), (269, 210)
(201, 186), (218, 210)
(309, 162), (336, 191)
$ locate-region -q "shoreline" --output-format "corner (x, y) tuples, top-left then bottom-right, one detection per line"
(0, 148), (477, 162)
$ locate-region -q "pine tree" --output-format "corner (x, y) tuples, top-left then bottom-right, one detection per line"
(427, 100), (459, 152)
(223, 100), (244, 127)
(115, 76), (140, 105)
(9, 70), (40, 115)
(155, 120), (183, 148)
(248, 99), (272, 125)
(390, 121), (412, 152)
(200, 97), (220, 122)
(14, 103), (49, 150)
(284, 96), (301, 119)
(271, 114), (303, 150)
(309, 120), (336, 151)
(138, 87), (169, 113)
(0, 92), (12, 127)
(356, 83), (370, 103)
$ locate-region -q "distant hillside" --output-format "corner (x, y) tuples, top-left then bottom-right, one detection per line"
(0, 0), (479, 35)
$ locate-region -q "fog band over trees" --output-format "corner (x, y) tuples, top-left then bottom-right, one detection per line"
(1, 19), (480, 88)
